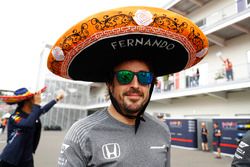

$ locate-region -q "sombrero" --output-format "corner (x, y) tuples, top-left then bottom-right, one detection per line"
(0, 87), (46, 104)
(47, 6), (208, 82)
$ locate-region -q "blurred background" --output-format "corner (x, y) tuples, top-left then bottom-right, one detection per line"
(0, 0), (250, 166)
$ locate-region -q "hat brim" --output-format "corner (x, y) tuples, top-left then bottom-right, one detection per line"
(47, 6), (208, 82)
(0, 87), (47, 104)
(69, 33), (189, 82)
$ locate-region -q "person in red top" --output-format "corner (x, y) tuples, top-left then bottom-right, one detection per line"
(220, 56), (234, 81)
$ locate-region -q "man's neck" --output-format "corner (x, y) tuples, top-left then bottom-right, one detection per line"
(21, 106), (31, 114)
(108, 105), (136, 125)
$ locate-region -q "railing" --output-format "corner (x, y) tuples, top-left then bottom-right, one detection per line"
(196, 1), (250, 29)
(87, 62), (250, 106)
(42, 80), (89, 106)
(87, 95), (108, 106)
(154, 62), (250, 93)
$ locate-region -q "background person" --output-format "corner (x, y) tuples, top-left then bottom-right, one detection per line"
(167, 74), (174, 91)
(201, 122), (209, 152)
(213, 122), (222, 159)
(155, 79), (161, 93)
(157, 113), (165, 122)
(163, 75), (169, 91)
(195, 68), (200, 86)
(219, 56), (234, 81)
(0, 87), (64, 167)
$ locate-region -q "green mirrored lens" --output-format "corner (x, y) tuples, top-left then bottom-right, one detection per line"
(116, 70), (153, 85)
(117, 70), (134, 84)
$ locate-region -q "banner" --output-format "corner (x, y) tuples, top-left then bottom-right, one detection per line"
(165, 119), (197, 148)
(213, 119), (250, 155)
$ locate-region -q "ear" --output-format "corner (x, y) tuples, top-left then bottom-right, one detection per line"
(106, 82), (113, 93)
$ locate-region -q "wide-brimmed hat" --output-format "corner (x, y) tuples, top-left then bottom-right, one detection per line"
(0, 87), (46, 104)
(47, 6), (208, 82)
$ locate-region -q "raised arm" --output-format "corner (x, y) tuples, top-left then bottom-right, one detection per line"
(41, 90), (64, 114)
(41, 100), (57, 114)
(219, 55), (225, 62)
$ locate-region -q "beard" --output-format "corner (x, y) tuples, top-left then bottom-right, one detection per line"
(123, 103), (144, 115)
(121, 88), (146, 115)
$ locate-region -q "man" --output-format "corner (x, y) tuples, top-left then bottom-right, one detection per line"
(231, 131), (250, 166)
(213, 122), (222, 159)
(194, 68), (200, 86)
(59, 59), (172, 166)
(162, 75), (169, 91)
(201, 122), (209, 152)
(167, 74), (175, 90)
(157, 113), (165, 122)
(47, 6), (208, 166)
(219, 56), (234, 81)
(0, 87), (64, 167)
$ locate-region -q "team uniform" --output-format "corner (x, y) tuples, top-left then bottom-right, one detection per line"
(214, 128), (221, 148)
(201, 127), (208, 143)
(232, 131), (250, 167)
(0, 100), (56, 167)
(58, 109), (171, 167)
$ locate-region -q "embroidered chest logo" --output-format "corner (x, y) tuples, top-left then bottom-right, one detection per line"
(239, 141), (249, 148)
(60, 143), (70, 154)
(102, 143), (120, 160)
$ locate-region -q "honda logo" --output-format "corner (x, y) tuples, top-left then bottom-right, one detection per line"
(102, 143), (120, 159)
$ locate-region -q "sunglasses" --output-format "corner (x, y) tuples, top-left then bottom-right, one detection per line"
(115, 70), (153, 85)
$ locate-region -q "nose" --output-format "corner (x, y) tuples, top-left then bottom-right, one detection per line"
(130, 75), (139, 88)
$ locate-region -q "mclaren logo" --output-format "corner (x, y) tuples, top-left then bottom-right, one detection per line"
(102, 143), (120, 160)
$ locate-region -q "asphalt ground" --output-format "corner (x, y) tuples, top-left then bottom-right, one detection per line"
(0, 131), (233, 167)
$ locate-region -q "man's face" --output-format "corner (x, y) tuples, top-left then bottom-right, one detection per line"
(23, 99), (33, 114)
(108, 60), (152, 116)
(213, 123), (218, 129)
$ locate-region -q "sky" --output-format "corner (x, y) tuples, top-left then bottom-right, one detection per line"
(0, 0), (169, 91)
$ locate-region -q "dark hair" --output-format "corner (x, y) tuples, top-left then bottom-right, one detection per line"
(16, 98), (32, 110)
(17, 101), (25, 110)
(157, 113), (164, 119)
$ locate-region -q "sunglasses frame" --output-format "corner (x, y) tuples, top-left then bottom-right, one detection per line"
(115, 70), (153, 85)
